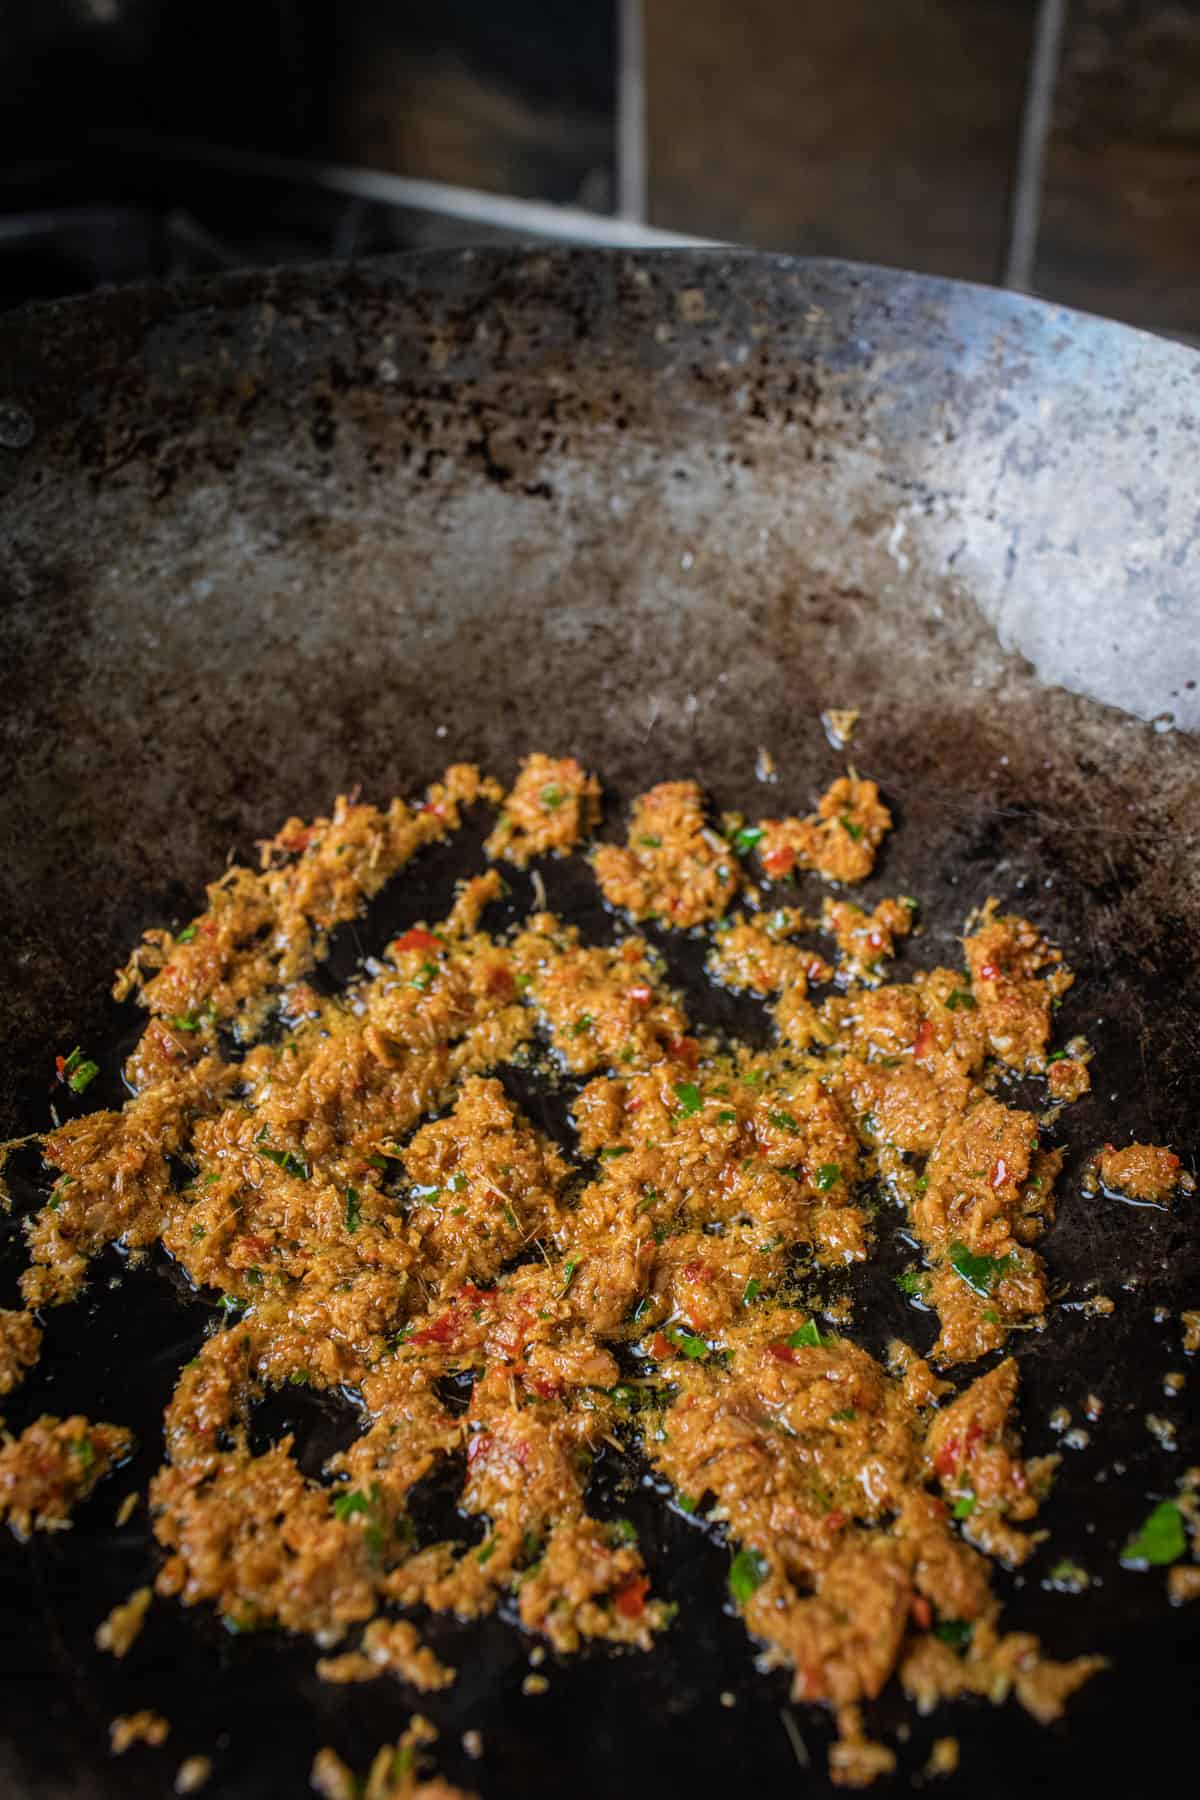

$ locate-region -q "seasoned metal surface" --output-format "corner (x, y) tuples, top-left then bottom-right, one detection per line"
(0, 251), (1197, 1798)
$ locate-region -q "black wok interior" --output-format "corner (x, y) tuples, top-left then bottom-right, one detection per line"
(0, 250), (1197, 1797)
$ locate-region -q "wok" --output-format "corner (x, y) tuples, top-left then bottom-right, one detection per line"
(0, 250), (1197, 1797)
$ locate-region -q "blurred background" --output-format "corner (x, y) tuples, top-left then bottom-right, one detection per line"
(1, 0), (1197, 336)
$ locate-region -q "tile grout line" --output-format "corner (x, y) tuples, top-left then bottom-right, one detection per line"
(616, 0), (648, 224)
(1004, 0), (1068, 291)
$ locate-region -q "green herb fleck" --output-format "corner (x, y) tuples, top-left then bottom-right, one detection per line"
(176, 924), (198, 942)
(840, 815), (863, 842)
(716, 1110), (737, 1125)
(560, 1257), (580, 1297)
(476, 1538), (498, 1565)
(62, 1048), (99, 1095)
(1120, 1498), (1186, 1568)
(572, 1014), (594, 1037)
(743, 1277), (762, 1305)
(344, 1187), (361, 1233)
(831, 1408), (856, 1424)
(769, 1109), (799, 1133)
(503, 1204), (518, 1230)
(638, 834), (662, 848)
(953, 1493), (976, 1519)
(675, 1082), (702, 1117)
(814, 1163), (841, 1192)
(945, 988), (977, 1012)
(666, 1325), (709, 1361)
(935, 1619), (972, 1650)
(677, 1492), (698, 1515)
(728, 1547), (769, 1604)
(541, 785), (564, 810)
(70, 1435), (95, 1472)
(606, 1518), (638, 1546)
(786, 1319), (824, 1349)
(948, 1240), (1014, 1298)
(1045, 1558), (1090, 1591)
(257, 1141), (310, 1180)
(732, 825), (765, 855)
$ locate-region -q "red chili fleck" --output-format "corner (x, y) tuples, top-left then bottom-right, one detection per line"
(392, 928), (441, 955)
(651, 1331), (671, 1360)
(410, 1312), (456, 1347)
(615, 1575), (649, 1619)
(466, 1431), (491, 1465)
(667, 1036), (699, 1066)
(418, 801), (446, 818)
(682, 1261), (715, 1284)
(768, 1342), (799, 1365)
(201, 921), (217, 938)
(626, 1096), (643, 1114)
(913, 1019), (934, 1060)
(826, 1510), (847, 1532)
(528, 1373), (562, 1400)
(628, 985), (653, 1006)
(979, 962), (999, 980)
(806, 959), (827, 982)
(486, 965), (514, 996)
(911, 1595), (932, 1630)
(990, 1157), (1009, 1188)
(54, 1056), (66, 1078)
(867, 931), (884, 950)
(237, 1235), (270, 1261)
(934, 1435), (961, 1478)
(763, 845), (795, 876)
(280, 828), (313, 852)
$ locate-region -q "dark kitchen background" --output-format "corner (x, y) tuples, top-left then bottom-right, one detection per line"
(2, 0), (1198, 337)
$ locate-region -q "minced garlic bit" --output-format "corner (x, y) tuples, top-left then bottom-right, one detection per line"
(461, 1731), (483, 1760)
(175, 1755), (213, 1793)
(311, 1748), (357, 1800)
(1146, 1413), (1178, 1451)
(110, 1710), (169, 1754)
(522, 1673), (550, 1696)
(96, 1585), (152, 1658)
(1164, 1372), (1186, 1396)
(821, 708), (860, 749)
(1168, 1567), (1200, 1606)
(926, 1737), (960, 1777)
(115, 1490), (140, 1527)
(1182, 1311), (1200, 1356)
